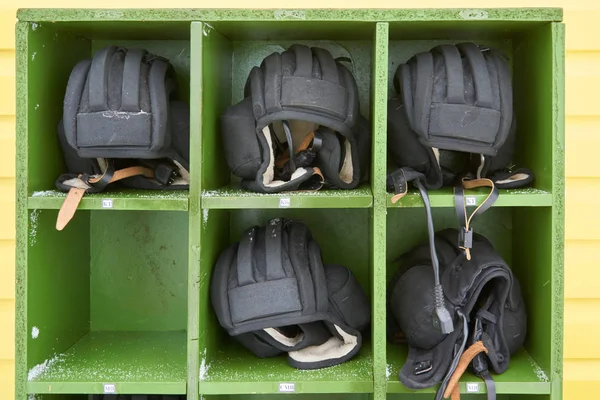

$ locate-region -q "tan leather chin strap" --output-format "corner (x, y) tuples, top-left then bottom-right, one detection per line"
(56, 166), (155, 231)
(56, 188), (86, 231)
(443, 340), (489, 400)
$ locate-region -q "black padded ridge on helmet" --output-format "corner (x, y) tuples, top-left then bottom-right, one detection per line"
(248, 44), (358, 135)
(62, 45), (188, 167)
(395, 43), (513, 157)
(387, 228), (526, 394)
(211, 218), (329, 337)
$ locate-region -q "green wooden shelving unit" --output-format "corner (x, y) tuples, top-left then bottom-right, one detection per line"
(15, 7), (565, 400)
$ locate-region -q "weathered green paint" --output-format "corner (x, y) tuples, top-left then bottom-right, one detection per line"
(89, 211), (188, 331)
(27, 331), (187, 394)
(28, 190), (188, 211)
(187, 21), (203, 400)
(201, 342), (373, 394)
(202, 185), (373, 209)
(387, 188), (553, 208)
(372, 22), (389, 400)
(26, 209), (90, 391)
(15, 21), (30, 400)
(15, 8), (564, 400)
(16, 8), (563, 23)
(550, 22), (566, 400)
(387, 347), (551, 394)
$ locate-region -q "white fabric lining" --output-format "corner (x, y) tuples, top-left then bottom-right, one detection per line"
(432, 148), (441, 166)
(495, 173), (530, 185)
(261, 126), (310, 188)
(173, 159), (190, 184)
(288, 325), (358, 363)
(338, 139), (353, 184)
(263, 328), (305, 348)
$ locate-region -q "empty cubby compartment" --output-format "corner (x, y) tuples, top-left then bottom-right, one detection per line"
(24, 209), (188, 395)
(198, 208), (374, 395)
(197, 21), (377, 208)
(385, 206), (556, 397)
(23, 21), (191, 210)
(385, 21), (560, 207)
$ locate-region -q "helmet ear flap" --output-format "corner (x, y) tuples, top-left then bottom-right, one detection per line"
(387, 97), (444, 190)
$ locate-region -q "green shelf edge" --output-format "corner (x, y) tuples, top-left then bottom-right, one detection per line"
(27, 189), (189, 211)
(27, 382), (185, 395)
(199, 342), (374, 395)
(26, 331), (187, 395)
(16, 8), (563, 22)
(202, 184), (373, 209)
(387, 188), (552, 208)
(386, 347), (551, 395)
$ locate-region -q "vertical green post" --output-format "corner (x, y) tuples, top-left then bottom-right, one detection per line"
(15, 20), (29, 400)
(371, 22), (389, 400)
(550, 21), (565, 400)
(188, 21), (203, 400)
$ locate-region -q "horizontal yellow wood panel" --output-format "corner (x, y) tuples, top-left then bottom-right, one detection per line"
(0, 360), (14, 400)
(565, 178), (600, 241)
(0, 50), (15, 78)
(564, 10), (600, 51)
(0, 178), (15, 241)
(564, 359), (600, 398)
(0, 136), (15, 179)
(566, 75), (600, 116)
(0, 241), (15, 300)
(0, 75), (15, 116)
(0, 300), (15, 360)
(0, 9), (16, 51)
(564, 359), (600, 381)
(565, 116), (600, 178)
(564, 299), (600, 359)
(565, 240), (600, 299)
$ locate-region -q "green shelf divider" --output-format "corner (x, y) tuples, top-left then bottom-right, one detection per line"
(386, 346), (551, 395)
(27, 189), (189, 211)
(386, 188), (553, 208)
(26, 331), (187, 395)
(201, 184), (373, 209)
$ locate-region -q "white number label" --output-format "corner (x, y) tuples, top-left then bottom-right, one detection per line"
(465, 196), (477, 206)
(278, 383), (295, 392)
(466, 382), (479, 393)
(103, 384), (116, 394)
(279, 198), (291, 208)
(102, 199), (113, 208)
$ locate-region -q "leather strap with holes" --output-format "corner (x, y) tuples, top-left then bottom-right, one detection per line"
(442, 341), (489, 400)
(56, 165), (155, 231)
(453, 178), (498, 260)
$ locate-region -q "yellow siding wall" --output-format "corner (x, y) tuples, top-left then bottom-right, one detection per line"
(0, 0), (598, 398)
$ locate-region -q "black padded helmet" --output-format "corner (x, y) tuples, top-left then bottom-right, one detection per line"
(211, 217), (371, 369)
(387, 229), (527, 399)
(54, 45), (190, 230)
(221, 44), (371, 193)
(387, 42), (533, 197)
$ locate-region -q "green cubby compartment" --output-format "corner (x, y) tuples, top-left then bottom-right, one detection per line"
(385, 21), (561, 208)
(198, 208), (375, 395)
(25, 209), (188, 395)
(196, 21), (379, 210)
(385, 206), (555, 397)
(22, 21), (192, 212)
